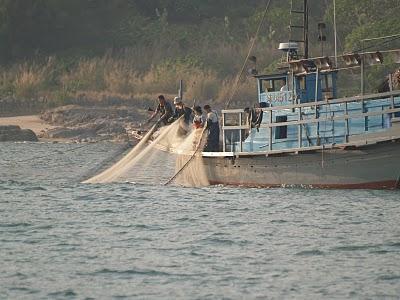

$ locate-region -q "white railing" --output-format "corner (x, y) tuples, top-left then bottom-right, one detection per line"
(222, 90), (400, 153)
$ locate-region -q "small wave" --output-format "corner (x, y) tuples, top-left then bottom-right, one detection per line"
(295, 249), (325, 256)
(0, 180), (46, 191)
(8, 272), (28, 280)
(270, 219), (288, 224)
(47, 289), (77, 297)
(9, 287), (39, 294)
(90, 209), (115, 213)
(228, 221), (247, 226)
(201, 237), (250, 246)
(369, 249), (391, 254)
(174, 217), (196, 222)
(95, 268), (171, 277)
(0, 222), (31, 228)
(377, 274), (400, 281)
(33, 224), (53, 230)
(331, 244), (378, 252)
(229, 207), (250, 212)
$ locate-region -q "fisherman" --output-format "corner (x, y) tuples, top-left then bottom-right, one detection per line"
(146, 95), (173, 126)
(192, 106), (205, 129)
(168, 97), (193, 125)
(203, 104), (220, 152)
(245, 102), (266, 132)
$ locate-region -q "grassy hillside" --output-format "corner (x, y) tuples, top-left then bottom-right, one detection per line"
(0, 0), (399, 115)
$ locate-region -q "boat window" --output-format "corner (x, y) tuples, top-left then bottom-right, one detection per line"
(275, 115), (288, 139)
(298, 76), (306, 90)
(322, 74), (333, 91)
(322, 74), (334, 99)
(260, 78), (287, 93)
(395, 105), (400, 118)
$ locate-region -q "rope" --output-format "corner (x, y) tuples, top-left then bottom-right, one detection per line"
(225, 0), (272, 109)
(353, 35), (400, 53)
(164, 126), (207, 186)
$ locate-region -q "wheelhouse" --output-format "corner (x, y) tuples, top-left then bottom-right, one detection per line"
(219, 51), (400, 155)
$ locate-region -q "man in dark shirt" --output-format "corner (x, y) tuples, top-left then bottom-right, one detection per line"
(147, 95), (173, 126)
(245, 102), (267, 132)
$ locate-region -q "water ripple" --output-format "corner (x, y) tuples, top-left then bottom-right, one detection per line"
(1, 142), (400, 299)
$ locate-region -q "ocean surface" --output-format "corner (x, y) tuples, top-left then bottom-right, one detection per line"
(1, 142), (400, 299)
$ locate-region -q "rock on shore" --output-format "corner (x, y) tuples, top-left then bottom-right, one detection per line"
(0, 125), (38, 142)
(40, 105), (147, 142)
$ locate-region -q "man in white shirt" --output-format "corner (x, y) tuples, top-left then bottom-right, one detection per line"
(280, 79), (288, 92)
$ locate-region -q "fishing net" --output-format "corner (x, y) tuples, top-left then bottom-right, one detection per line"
(83, 119), (210, 187)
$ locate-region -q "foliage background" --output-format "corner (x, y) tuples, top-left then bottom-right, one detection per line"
(0, 0), (399, 113)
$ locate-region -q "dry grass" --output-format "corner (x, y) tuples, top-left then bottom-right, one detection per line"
(216, 77), (257, 107)
(13, 58), (56, 99)
(1, 47), (262, 111)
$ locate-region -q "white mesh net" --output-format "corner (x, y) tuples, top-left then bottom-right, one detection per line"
(83, 119), (210, 187)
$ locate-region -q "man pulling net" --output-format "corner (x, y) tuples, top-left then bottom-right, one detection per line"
(146, 95), (173, 128)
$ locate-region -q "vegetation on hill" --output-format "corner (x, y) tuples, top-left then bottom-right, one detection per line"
(0, 0), (399, 115)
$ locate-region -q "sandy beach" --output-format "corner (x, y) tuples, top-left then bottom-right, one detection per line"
(0, 115), (55, 135)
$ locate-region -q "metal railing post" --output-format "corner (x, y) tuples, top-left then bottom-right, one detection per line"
(268, 110), (273, 151)
(222, 112), (226, 151)
(298, 107), (302, 148)
(239, 112), (243, 152)
(389, 73), (395, 120)
(345, 102), (349, 142)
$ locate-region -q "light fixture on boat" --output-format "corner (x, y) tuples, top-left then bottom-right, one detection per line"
(248, 56), (257, 63)
(289, 60), (308, 74)
(342, 53), (361, 66)
(312, 56), (332, 71)
(248, 67), (258, 75)
(362, 51), (383, 65)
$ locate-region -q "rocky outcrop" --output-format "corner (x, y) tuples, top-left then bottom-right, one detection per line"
(40, 105), (147, 142)
(0, 125), (38, 142)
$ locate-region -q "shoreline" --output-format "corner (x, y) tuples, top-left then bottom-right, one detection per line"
(0, 114), (137, 144)
(0, 115), (55, 135)
(0, 115), (77, 143)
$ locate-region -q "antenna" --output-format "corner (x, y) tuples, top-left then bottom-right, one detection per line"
(304, 0), (309, 58)
(333, 0), (338, 67)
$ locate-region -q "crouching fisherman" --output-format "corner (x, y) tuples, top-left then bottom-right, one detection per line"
(168, 97), (193, 125)
(203, 104), (220, 152)
(168, 97), (193, 136)
(146, 95), (173, 127)
(245, 102), (267, 132)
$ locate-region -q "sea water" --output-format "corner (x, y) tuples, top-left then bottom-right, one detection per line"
(1, 142), (400, 299)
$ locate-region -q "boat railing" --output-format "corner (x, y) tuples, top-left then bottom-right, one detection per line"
(221, 90), (400, 153)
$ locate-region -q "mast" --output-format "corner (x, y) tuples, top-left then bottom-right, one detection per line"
(303, 0), (309, 59)
(333, 0), (338, 67)
(289, 0), (309, 59)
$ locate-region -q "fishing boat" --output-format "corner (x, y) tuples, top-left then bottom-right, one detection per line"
(194, 1), (400, 189)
